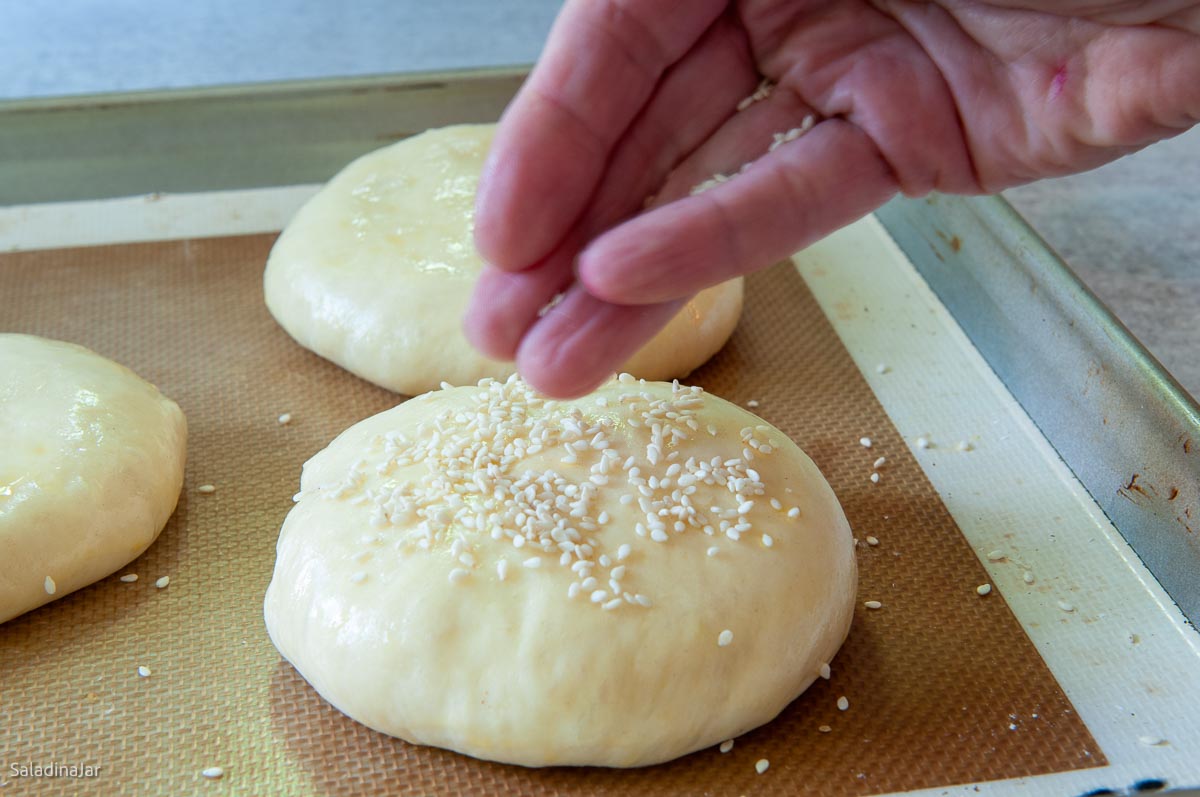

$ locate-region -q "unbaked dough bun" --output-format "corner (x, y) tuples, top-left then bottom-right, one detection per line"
(263, 124), (744, 395)
(0, 334), (186, 624)
(264, 374), (855, 767)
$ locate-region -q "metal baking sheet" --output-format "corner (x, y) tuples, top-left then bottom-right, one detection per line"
(2, 69), (1199, 796)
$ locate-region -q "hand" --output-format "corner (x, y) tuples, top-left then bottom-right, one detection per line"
(464, 0), (1200, 397)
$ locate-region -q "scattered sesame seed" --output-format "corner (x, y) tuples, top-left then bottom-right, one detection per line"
(755, 759), (770, 774)
(201, 766), (225, 780)
(873, 457), (886, 469)
(819, 663), (831, 680)
(870, 473), (880, 484)
(1023, 571), (1036, 584)
(155, 576), (170, 589)
(957, 440), (973, 452)
(718, 629), (734, 647)
(616, 544), (631, 561)
(916, 437), (931, 449)
(787, 507), (800, 518)
(976, 583), (992, 596)
(448, 568), (469, 584)
(119, 574), (138, 583)
(197, 484), (216, 494)
(1139, 736), (1167, 747)
(44, 576), (56, 595)
(634, 594), (652, 607)
(866, 536), (879, 546)
(1058, 600), (1075, 613)
(864, 600), (883, 610)
(523, 557), (541, 569)
(277, 413), (292, 425)
(497, 560), (509, 581)
(859, 437), (872, 449)
(707, 546), (719, 557)
(818, 725), (832, 733)
(876, 364), (889, 374)
(137, 666), (151, 677)
(719, 739), (734, 753)
(837, 696), (850, 711)
(762, 534), (774, 547)
(986, 550), (1005, 561)
(747, 400), (760, 408)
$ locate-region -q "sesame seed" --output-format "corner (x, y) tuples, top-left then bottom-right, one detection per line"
(762, 534), (774, 547)
(916, 436), (931, 449)
(137, 666), (151, 677)
(155, 576), (170, 589)
(197, 484), (216, 494)
(523, 557), (541, 569)
(634, 594), (652, 607)
(864, 600), (882, 609)
(787, 507), (800, 518)
(859, 437), (872, 448)
(747, 400), (760, 408)
(590, 590), (608, 603)
(837, 696), (849, 711)
(719, 739), (734, 753)
(707, 546), (719, 557)
(616, 544), (631, 561)
(866, 536), (879, 546)
(769, 498), (782, 510)
(737, 500), (754, 514)
(201, 766), (225, 779)
(986, 549), (1005, 561)
(755, 759), (769, 774)
(610, 565), (626, 580)
(870, 473), (880, 484)
(43, 576), (56, 595)
(876, 364), (889, 374)
(277, 413), (292, 425)
(1058, 600), (1075, 612)
(448, 568), (469, 584)
(976, 583), (992, 596)
(718, 629), (733, 647)
(119, 574), (138, 583)
(873, 457), (886, 469)
(1023, 571), (1036, 584)
(650, 529), (669, 543)
(567, 583), (580, 599)
(818, 725), (832, 733)
(819, 663), (831, 680)
(1139, 736), (1167, 747)
(497, 560), (509, 580)
(602, 598), (623, 611)
(957, 440), (973, 451)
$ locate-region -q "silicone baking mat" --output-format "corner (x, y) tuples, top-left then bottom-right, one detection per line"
(0, 233), (1102, 795)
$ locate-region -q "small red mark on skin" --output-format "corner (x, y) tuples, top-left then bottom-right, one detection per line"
(1050, 64), (1068, 99)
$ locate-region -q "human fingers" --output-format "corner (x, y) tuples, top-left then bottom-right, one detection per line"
(465, 15), (758, 361)
(578, 118), (900, 305)
(474, 0), (727, 272)
(514, 284), (684, 398)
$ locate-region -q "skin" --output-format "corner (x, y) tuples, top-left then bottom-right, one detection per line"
(464, 0), (1200, 398)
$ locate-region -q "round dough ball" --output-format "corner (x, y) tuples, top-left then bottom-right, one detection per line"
(264, 375), (855, 767)
(263, 124), (743, 395)
(0, 334), (186, 624)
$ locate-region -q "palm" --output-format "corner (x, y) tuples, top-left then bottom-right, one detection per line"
(466, 0), (1200, 397)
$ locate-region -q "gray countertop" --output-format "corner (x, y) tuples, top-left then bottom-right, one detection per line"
(2, 1), (1195, 401)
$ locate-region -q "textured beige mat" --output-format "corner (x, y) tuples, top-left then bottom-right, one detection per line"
(0, 234), (1102, 795)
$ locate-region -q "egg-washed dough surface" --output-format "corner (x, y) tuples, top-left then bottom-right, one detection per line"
(263, 124), (744, 395)
(265, 376), (856, 767)
(0, 333), (186, 624)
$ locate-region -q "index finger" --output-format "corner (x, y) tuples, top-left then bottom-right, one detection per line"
(474, 0), (726, 271)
